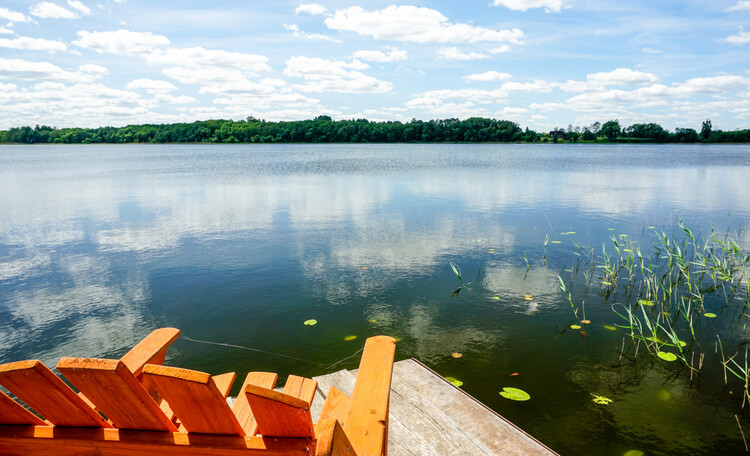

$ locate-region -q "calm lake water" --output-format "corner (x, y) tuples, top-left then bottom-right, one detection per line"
(1, 143), (750, 455)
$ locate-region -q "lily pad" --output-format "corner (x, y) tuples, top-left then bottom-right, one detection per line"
(523, 294), (533, 300)
(550, 240), (562, 244)
(304, 319), (317, 326)
(361, 266), (369, 270)
(368, 319), (377, 323)
(637, 299), (654, 306)
(580, 319), (591, 324)
(570, 324), (582, 330)
(500, 387), (530, 401)
(604, 325), (617, 331)
(592, 395), (613, 405)
(344, 335), (357, 341)
(657, 351), (677, 362)
(624, 451), (644, 456)
(445, 377), (463, 387)
(492, 296), (501, 300)
(451, 352), (463, 358)
(704, 312), (717, 318)
(601, 281), (612, 286)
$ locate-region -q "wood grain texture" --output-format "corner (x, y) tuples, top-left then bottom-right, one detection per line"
(233, 372), (278, 436)
(282, 375), (317, 406)
(213, 372), (237, 398)
(121, 328), (181, 377)
(0, 360), (108, 427)
(317, 387), (351, 426)
(244, 381), (315, 438)
(57, 358), (177, 432)
(0, 425), (314, 456)
(314, 418), (357, 456)
(141, 364), (244, 435)
(343, 336), (396, 456)
(0, 390), (46, 425)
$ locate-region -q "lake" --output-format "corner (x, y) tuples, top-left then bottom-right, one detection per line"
(1, 143), (750, 455)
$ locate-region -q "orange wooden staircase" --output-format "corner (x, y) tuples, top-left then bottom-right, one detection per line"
(0, 328), (396, 456)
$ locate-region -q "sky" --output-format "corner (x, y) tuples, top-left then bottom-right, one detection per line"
(0, 0), (749, 131)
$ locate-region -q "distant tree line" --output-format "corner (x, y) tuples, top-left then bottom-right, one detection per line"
(1, 116), (748, 144)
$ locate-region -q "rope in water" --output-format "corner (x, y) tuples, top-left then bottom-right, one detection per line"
(180, 334), (364, 370)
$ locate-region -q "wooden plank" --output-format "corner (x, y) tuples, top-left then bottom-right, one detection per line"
(0, 360), (108, 428)
(244, 379), (315, 438)
(0, 390), (46, 426)
(121, 328), (181, 377)
(317, 387), (351, 426)
(314, 418), (358, 456)
(212, 372), (236, 398)
(282, 375), (317, 405)
(394, 360), (557, 456)
(232, 372), (278, 436)
(344, 336), (396, 456)
(57, 358), (177, 432)
(0, 425), (314, 456)
(141, 364), (244, 435)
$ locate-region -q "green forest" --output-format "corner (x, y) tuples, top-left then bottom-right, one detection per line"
(1, 117), (748, 144)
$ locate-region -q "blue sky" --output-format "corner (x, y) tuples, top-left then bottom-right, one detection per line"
(1, 0), (749, 131)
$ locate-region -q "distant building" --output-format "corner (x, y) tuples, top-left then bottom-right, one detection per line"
(549, 130), (566, 140)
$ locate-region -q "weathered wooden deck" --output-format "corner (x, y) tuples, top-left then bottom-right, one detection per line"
(311, 359), (558, 456)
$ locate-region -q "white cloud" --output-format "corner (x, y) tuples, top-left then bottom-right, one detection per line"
(283, 23), (341, 42)
(325, 5), (524, 44)
(125, 78), (177, 93)
(464, 71), (513, 82)
(640, 47), (662, 54)
(0, 36), (67, 52)
(29, 2), (78, 19)
(501, 80), (556, 92)
(586, 68), (659, 85)
(726, 1), (750, 12)
(724, 28), (750, 45)
(437, 47), (489, 60)
(284, 56), (393, 93)
(162, 67), (247, 86)
(74, 29), (170, 55)
(351, 47), (407, 63)
(295, 3), (329, 15)
(492, 0), (570, 12)
(0, 58), (107, 82)
(66, 0), (90, 15)
(0, 7), (31, 23)
(154, 94), (196, 104)
(489, 45), (511, 54)
(0, 27), (12, 34)
(147, 47), (270, 74)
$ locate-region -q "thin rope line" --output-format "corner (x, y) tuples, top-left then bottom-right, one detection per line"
(180, 334), (362, 370)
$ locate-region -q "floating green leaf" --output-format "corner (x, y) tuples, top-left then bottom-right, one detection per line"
(368, 319), (377, 323)
(570, 324), (582, 330)
(445, 376), (463, 387)
(657, 351), (677, 362)
(637, 299), (654, 306)
(704, 312), (717, 318)
(624, 451), (644, 456)
(500, 387), (530, 401)
(344, 335), (357, 341)
(492, 296), (501, 300)
(601, 281), (612, 286)
(592, 395), (613, 405)
(604, 325), (617, 331)
(550, 240), (562, 244)
(304, 319), (317, 326)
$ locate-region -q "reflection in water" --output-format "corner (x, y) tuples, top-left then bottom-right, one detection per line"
(0, 144), (749, 455)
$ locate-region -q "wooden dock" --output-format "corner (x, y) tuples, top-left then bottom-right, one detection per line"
(311, 359), (558, 456)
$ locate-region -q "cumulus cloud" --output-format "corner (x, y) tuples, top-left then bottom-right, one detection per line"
(125, 78), (177, 93)
(0, 58), (107, 82)
(492, 0), (570, 12)
(726, 1), (750, 12)
(29, 2), (78, 19)
(66, 0), (90, 15)
(147, 47), (270, 74)
(351, 47), (407, 63)
(724, 28), (750, 45)
(325, 5), (524, 44)
(0, 27), (12, 34)
(284, 56), (393, 93)
(153, 94), (196, 104)
(463, 71), (513, 82)
(437, 47), (489, 60)
(586, 68), (659, 85)
(0, 36), (67, 52)
(74, 29), (170, 55)
(0, 7), (31, 23)
(283, 23), (341, 42)
(295, 3), (329, 15)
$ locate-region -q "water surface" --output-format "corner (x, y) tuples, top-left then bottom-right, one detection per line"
(1, 143), (750, 455)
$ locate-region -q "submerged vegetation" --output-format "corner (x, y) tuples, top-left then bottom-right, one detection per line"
(557, 219), (750, 408)
(2, 116), (749, 144)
